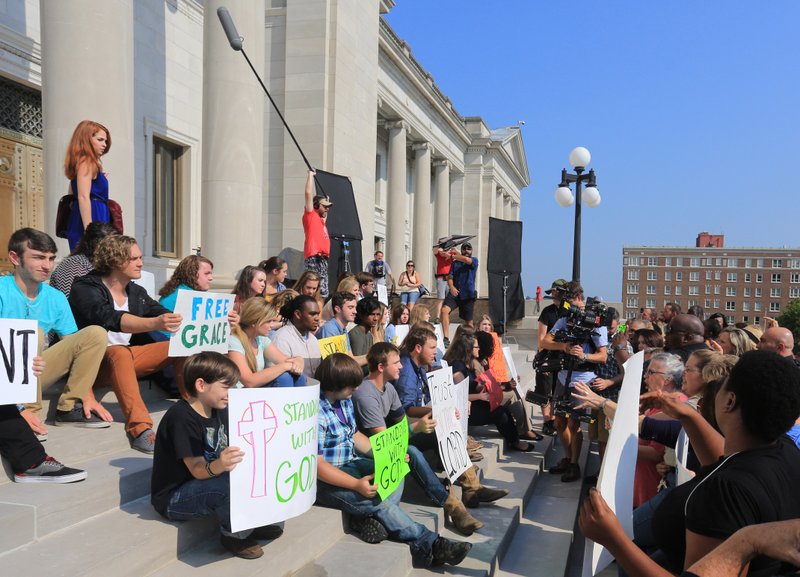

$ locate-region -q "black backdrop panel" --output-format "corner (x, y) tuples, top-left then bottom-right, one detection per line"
(488, 272), (525, 331)
(487, 217), (522, 274)
(314, 169), (362, 240)
(328, 238), (363, 291)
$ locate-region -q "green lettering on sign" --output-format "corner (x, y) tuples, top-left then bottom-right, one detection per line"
(370, 416), (410, 500)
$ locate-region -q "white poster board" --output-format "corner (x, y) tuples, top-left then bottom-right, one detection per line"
(582, 351), (644, 577)
(675, 429), (694, 486)
(168, 290), (236, 357)
(454, 376), (470, 440)
(229, 385), (319, 532)
(428, 366), (470, 483)
(0, 319), (38, 404)
(376, 284), (389, 306)
(434, 324), (446, 351)
(502, 345), (526, 401)
(393, 324), (410, 346)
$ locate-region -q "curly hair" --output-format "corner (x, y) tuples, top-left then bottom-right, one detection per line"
(159, 255), (214, 297)
(724, 350), (800, 442)
(64, 120), (111, 179)
(271, 289), (299, 313)
(92, 235), (137, 275)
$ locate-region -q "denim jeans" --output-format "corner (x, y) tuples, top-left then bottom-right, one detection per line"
(406, 445), (448, 507)
(266, 372), (307, 388)
(165, 473), (251, 539)
(618, 485), (675, 577)
(315, 458), (439, 565)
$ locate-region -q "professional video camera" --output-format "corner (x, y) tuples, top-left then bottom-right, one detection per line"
(525, 297), (613, 424)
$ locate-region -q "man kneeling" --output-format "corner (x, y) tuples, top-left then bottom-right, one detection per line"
(151, 352), (283, 559)
(315, 353), (471, 567)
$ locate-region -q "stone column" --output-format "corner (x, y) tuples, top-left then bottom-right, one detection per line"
(412, 142), (432, 281)
(385, 120), (408, 277)
(514, 202), (521, 221)
(433, 159), (450, 244)
(41, 0), (134, 251)
(495, 187), (505, 219)
(201, 0), (265, 284)
(503, 195), (512, 220)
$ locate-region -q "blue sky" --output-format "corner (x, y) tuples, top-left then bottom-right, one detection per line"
(385, 1), (800, 301)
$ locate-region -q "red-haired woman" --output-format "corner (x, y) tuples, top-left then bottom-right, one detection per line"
(64, 120), (113, 250)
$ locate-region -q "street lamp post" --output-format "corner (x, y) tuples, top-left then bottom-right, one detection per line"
(554, 146), (601, 284)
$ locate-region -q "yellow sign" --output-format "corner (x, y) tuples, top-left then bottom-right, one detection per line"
(318, 334), (349, 358)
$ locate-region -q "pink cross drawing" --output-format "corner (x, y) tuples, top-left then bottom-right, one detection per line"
(238, 401), (279, 498)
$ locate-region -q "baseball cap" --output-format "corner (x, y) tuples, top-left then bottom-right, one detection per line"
(462, 242), (472, 250)
(313, 195), (333, 207)
(545, 278), (568, 294)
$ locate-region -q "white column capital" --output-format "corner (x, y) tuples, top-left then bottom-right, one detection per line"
(433, 159), (451, 170)
(384, 119), (409, 132)
(412, 141), (433, 154)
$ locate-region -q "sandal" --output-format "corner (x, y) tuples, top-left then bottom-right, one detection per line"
(508, 441), (535, 453)
(522, 431), (544, 442)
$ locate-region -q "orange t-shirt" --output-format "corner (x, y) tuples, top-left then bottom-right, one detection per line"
(302, 209), (330, 259)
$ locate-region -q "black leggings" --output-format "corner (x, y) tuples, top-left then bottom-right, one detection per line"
(0, 404), (46, 472)
(468, 400), (520, 445)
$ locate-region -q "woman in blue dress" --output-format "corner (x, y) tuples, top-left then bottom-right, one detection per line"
(64, 120), (112, 251)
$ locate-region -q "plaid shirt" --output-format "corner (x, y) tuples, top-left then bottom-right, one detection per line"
(595, 330), (623, 400)
(318, 392), (358, 467)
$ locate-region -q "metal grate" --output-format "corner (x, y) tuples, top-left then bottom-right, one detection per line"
(0, 76), (42, 139)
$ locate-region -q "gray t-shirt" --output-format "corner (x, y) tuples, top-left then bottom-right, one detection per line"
(352, 378), (405, 433)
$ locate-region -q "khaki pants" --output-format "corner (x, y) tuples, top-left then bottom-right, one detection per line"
(25, 325), (107, 414)
(501, 390), (531, 436)
(95, 341), (185, 438)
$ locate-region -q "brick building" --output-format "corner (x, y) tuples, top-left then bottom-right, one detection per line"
(621, 233), (800, 325)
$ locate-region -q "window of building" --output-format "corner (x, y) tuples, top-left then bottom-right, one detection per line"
(754, 302), (762, 312)
(744, 287), (751, 297)
(771, 287), (781, 298)
(728, 258), (738, 267)
(689, 286), (699, 295)
(790, 287), (800, 299)
(714, 270), (721, 280)
(745, 258), (752, 268)
(627, 256), (640, 266)
(742, 302), (750, 311)
(646, 298), (656, 309)
(705, 285), (711, 295)
(714, 285), (721, 294)
(665, 271), (672, 281)
(627, 269), (640, 280)
(675, 257), (683, 267)
(756, 273), (763, 283)
(792, 273), (800, 283)
(790, 259), (800, 269)
(726, 286), (737, 296)
(676, 272), (683, 281)
(702, 258), (712, 267)
(689, 271), (700, 281)
(742, 316), (749, 323)
(713, 299), (720, 309)
(705, 270), (712, 280)
(664, 257), (672, 266)
(626, 297), (639, 308)
(773, 259), (783, 268)
(647, 271), (657, 281)
(727, 272), (737, 282)
(770, 302), (781, 313)
(704, 299), (711, 308)
(754, 316), (761, 325)
(725, 301), (736, 311)
(744, 272), (752, 282)
(627, 283), (639, 294)
(755, 287), (762, 297)
(690, 257), (700, 267)
(153, 137), (184, 258)
(715, 258), (722, 266)
(688, 299), (698, 307)
(664, 285), (672, 295)
(675, 286), (683, 295)
(726, 315), (735, 325)
(648, 257), (658, 266)
(772, 273), (782, 283)
(646, 285), (656, 295)
(756, 258), (764, 267)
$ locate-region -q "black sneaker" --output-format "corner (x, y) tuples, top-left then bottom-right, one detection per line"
(14, 456), (87, 484)
(349, 516), (388, 544)
(54, 403), (110, 428)
(548, 457), (570, 474)
(561, 463), (581, 483)
(432, 536), (472, 566)
(542, 420), (557, 436)
(250, 524), (284, 540)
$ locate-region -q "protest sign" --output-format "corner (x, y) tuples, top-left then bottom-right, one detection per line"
(429, 366), (470, 482)
(476, 370), (503, 412)
(502, 345), (526, 401)
(433, 324), (446, 352)
(454, 376), (470, 440)
(393, 324), (410, 346)
(675, 429), (694, 486)
(376, 284), (389, 306)
(229, 385), (319, 532)
(582, 351), (644, 577)
(168, 290), (236, 356)
(0, 319), (38, 404)
(370, 416), (411, 500)
(318, 334), (349, 358)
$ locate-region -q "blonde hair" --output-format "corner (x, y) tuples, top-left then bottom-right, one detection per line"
(230, 298), (279, 372)
(408, 304), (430, 327)
(92, 235), (137, 275)
(336, 276), (359, 295)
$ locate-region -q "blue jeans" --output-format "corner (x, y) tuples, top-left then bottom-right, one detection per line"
(406, 445), (448, 507)
(401, 291), (421, 304)
(165, 473), (251, 539)
(618, 485), (675, 577)
(315, 458), (439, 565)
(266, 372), (307, 388)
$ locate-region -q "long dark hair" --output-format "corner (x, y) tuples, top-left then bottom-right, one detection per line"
(443, 332), (474, 367)
(73, 221), (118, 258)
(232, 265), (263, 302)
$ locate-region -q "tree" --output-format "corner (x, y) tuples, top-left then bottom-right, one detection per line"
(778, 299), (800, 353)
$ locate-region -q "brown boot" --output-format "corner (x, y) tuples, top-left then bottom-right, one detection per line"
(458, 465), (509, 508)
(444, 486), (483, 536)
(475, 486), (509, 503)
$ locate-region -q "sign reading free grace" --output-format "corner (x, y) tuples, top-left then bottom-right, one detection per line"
(168, 290), (236, 357)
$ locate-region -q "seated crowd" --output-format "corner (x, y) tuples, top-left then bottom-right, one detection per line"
(0, 226), (539, 566)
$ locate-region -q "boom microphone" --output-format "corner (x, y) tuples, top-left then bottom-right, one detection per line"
(217, 7), (243, 51)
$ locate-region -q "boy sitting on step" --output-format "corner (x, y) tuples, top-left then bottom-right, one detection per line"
(150, 351), (283, 559)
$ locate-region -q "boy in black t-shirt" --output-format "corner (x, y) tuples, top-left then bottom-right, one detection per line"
(151, 352), (283, 559)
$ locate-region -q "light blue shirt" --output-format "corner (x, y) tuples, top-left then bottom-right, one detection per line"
(550, 317), (608, 387)
(0, 275), (77, 336)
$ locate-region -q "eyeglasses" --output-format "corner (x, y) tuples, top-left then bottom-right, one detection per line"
(645, 368), (668, 376)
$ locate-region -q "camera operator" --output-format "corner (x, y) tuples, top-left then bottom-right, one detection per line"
(540, 281), (608, 482)
(533, 278), (568, 437)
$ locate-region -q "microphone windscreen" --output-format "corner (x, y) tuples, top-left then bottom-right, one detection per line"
(217, 7), (243, 51)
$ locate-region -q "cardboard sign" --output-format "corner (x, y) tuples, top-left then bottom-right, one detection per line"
(434, 324), (446, 352)
(502, 345), (526, 401)
(582, 352), (644, 577)
(429, 366), (470, 482)
(0, 319), (38, 404)
(168, 289), (236, 357)
(370, 416), (411, 500)
(318, 334), (349, 358)
(229, 385), (319, 532)
(376, 284), (389, 306)
(675, 429), (694, 486)
(454, 376), (470, 440)
(393, 324), (410, 346)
